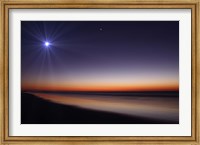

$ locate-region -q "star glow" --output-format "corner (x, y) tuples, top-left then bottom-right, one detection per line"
(45, 42), (50, 47)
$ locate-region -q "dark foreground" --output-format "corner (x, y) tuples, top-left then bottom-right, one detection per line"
(21, 93), (178, 124)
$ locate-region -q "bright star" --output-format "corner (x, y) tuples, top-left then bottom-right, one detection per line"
(45, 42), (50, 47)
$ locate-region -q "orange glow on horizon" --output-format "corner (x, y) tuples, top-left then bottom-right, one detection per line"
(22, 82), (179, 92)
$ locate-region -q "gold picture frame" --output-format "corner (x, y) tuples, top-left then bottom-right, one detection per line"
(0, 0), (199, 144)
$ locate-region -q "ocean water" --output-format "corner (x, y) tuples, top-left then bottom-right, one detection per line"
(29, 92), (179, 122)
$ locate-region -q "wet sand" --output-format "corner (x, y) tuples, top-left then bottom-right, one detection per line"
(21, 92), (178, 124)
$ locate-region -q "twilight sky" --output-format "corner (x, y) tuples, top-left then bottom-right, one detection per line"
(21, 21), (179, 91)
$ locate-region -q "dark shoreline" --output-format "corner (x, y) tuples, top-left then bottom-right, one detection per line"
(23, 90), (179, 97)
(21, 93), (178, 124)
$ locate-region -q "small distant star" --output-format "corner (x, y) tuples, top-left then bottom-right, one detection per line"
(99, 28), (103, 31)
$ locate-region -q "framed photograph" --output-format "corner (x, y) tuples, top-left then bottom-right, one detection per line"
(0, 0), (199, 144)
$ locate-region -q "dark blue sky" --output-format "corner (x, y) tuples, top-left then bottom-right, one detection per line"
(21, 21), (179, 91)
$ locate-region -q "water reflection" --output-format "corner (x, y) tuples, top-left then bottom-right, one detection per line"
(30, 92), (179, 122)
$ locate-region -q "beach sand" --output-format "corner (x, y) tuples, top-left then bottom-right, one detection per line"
(21, 93), (178, 124)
